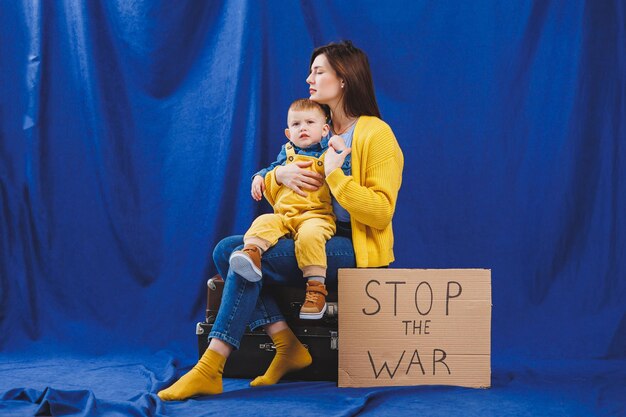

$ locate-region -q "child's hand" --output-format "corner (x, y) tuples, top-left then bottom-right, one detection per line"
(251, 175), (265, 201)
(328, 135), (347, 152)
(325, 135), (351, 176)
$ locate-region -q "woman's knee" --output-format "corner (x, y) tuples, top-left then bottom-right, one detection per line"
(212, 235), (244, 277)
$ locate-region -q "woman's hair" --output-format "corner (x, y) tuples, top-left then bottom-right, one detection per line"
(310, 40), (381, 119)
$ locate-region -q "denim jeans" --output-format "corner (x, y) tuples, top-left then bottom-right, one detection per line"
(208, 235), (355, 349)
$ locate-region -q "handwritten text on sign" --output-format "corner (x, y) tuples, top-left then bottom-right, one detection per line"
(338, 269), (491, 388)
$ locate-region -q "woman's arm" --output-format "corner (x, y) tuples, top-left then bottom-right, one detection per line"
(265, 161), (324, 197)
(326, 124), (404, 230)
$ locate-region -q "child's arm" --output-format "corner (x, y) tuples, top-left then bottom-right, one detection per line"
(251, 145), (287, 180)
(250, 145), (288, 202)
(251, 176), (265, 201)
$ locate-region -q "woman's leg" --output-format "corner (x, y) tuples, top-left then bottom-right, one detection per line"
(213, 236), (286, 332)
(209, 236), (314, 389)
(249, 235), (356, 386)
(249, 325), (312, 387)
(212, 234), (355, 331)
(159, 235), (356, 398)
(158, 236), (271, 401)
(260, 235), (356, 289)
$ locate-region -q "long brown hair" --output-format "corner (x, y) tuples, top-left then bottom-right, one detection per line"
(310, 40), (381, 119)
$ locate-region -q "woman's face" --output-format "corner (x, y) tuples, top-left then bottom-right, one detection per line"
(307, 54), (343, 106)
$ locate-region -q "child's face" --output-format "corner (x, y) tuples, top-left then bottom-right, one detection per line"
(285, 109), (329, 149)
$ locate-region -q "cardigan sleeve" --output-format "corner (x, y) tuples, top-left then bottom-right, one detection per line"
(326, 124), (403, 230)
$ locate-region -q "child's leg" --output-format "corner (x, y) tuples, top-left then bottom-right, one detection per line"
(293, 217), (335, 275)
(230, 214), (288, 282)
(293, 217), (335, 319)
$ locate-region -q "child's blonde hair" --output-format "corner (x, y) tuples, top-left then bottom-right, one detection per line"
(288, 99), (329, 122)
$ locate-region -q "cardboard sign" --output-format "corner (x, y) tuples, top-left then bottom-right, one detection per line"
(338, 269), (491, 388)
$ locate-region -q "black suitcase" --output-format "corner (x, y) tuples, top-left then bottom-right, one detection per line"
(197, 321), (338, 381)
(199, 274), (339, 381)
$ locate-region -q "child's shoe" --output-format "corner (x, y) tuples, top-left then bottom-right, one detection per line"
(229, 244), (262, 282)
(299, 280), (328, 319)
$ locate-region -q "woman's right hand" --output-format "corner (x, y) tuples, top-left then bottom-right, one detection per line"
(275, 161), (324, 197)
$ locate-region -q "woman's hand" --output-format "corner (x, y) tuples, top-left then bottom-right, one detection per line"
(275, 161), (324, 197)
(251, 175), (265, 201)
(325, 135), (352, 176)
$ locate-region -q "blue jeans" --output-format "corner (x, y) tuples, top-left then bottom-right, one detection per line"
(208, 235), (355, 349)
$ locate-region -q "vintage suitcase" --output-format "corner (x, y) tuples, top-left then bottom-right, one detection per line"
(197, 321), (338, 381)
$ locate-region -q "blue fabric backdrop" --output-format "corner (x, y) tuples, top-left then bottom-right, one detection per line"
(1, 1), (625, 416)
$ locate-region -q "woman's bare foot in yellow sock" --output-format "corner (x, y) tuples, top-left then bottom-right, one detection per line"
(158, 349), (226, 401)
(250, 328), (312, 386)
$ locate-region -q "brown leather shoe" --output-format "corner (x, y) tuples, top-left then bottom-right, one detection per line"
(299, 280), (328, 319)
(229, 244), (262, 282)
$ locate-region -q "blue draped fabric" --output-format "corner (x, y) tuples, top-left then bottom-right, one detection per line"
(1, 1), (624, 416)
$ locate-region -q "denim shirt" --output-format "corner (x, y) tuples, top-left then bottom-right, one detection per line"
(253, 134), (351, 178)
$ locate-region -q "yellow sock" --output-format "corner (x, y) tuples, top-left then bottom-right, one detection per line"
(250, 328), (312, 386)
(158, 349), (226, 401)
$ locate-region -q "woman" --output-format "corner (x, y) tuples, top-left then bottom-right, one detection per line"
(158, 40), (403, 401)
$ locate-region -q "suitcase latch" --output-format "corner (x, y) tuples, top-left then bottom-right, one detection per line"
(259, 342), (309, 352)
(330, 331), (338, 350)
(259, 343), (276, 352)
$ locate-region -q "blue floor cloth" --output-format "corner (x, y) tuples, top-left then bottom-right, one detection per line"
(1, 352), (624, 417)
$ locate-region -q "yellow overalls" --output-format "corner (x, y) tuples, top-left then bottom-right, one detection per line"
(244, 142), (336, 277)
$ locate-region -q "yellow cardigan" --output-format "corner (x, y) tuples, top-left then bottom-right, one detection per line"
(326, 116), (403, 267)
(266, 116), (404, 267)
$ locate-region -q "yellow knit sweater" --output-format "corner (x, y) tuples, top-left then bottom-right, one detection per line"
(326, 116), (404, 267)
(266, 116), (403, 267)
